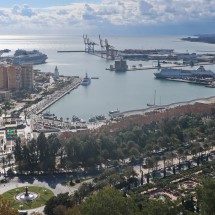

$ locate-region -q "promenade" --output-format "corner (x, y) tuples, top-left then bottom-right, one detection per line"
(25, 77), (81, 118)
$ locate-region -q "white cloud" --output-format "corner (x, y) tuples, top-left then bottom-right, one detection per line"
(12, 4), (36, 17)
(0, 1), (214, 34)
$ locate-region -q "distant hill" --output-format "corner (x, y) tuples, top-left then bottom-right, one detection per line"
(182, 35), (215, 44)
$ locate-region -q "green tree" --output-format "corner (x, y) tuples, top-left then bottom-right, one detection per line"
(6, 153), (13, 167)
(37, 132), (48, 171)
(0, 195), (19, 215)
(44, 192), (73, 215)
(140, 199), (180, 215)
(80, 187), (136, 215)
(14, 137), (23, 173)
(197, 179), (215, 215)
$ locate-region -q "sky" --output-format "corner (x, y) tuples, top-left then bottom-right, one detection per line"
(0, 0), (215, 35)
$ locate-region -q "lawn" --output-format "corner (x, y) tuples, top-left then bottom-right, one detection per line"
(2, 186), (54, 210)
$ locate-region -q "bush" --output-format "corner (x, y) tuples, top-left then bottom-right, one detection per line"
(70, 180), (75, 186)
(75, 179), (81, 183)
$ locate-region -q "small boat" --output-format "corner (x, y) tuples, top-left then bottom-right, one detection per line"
(147, 90), (157, 107)
(96, 115), (106, 120)
(147, 103), (155, 107)
(72, 115), (81, 122)
(89, 117), (97, 123)
(109, 109), (120, 115)
(81, 73), (91, 86)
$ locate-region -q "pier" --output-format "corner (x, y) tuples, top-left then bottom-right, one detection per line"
(26, 78), (81, 117)
(57, 51), (85, 53)
(36, 80), (81, 114)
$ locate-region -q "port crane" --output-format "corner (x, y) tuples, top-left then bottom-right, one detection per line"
(83, 34), (97, 53)
(99, 35), (118, 60)
(99, 35), (106, 58)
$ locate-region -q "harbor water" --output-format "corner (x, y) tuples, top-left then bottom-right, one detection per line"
(0, 35), (215, 120)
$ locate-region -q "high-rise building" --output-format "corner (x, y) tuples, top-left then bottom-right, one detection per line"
(0, 64), (34, 91)
(7, 65), (19, 90)
(0, 66), (7, 89)
(21, 64), (34, 89)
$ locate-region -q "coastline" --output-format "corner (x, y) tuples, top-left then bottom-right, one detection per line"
(121, 95), (215, 117)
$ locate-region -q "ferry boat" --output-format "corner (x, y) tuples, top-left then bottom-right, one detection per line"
(81, 73), (91, 86)
(154, 66), (215, 79)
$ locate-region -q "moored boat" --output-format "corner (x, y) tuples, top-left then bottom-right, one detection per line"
(81, 73), (91, 85)
(109, 109), (120, 115)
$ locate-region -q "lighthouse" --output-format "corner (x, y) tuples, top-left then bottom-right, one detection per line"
(54, 66), (59, 80)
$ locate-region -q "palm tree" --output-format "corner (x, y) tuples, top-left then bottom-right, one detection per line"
(178, 147), (184, 170)
(2, 157), (6, 175)
(139, 157), (143, 172)
(6, 153), (13, 167)
(60, 117), (63, 127)
(154, 156), (160, 171)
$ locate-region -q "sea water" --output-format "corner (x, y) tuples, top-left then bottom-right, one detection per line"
(0, 35), (215, 120)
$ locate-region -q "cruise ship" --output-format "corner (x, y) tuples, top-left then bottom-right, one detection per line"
(13, 49), (48, 65)
(81, 73), (91, 86)
(154, 66), (215, 79)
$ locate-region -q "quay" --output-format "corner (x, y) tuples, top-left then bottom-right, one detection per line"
(36, 78), (81, 115)
(165, 78), (211, 86)
(57, 51), (85, 53)
(25, 77), (81, 118)
(106, 62), (215, 72)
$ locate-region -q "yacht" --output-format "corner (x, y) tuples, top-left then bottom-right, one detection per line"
(13, 49), (48, 65)
(109, 109), (120, 115)
(89, 117), (97, 123)
(72, 115), (81, 122)
(96, 115), (106, 121)
(81, 73), (91, 86)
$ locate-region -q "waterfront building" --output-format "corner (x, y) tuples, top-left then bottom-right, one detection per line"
(54, 66), (59, 79)
(115, 59), (128, 71)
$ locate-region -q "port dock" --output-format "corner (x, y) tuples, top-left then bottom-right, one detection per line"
(57, 51), (85, 53)
(36, 79), (81, 114)
(106, 62), (215, 72)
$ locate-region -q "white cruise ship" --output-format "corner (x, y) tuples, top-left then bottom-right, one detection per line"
(13, 49), (48, 65)
(154, 66), (215, 79)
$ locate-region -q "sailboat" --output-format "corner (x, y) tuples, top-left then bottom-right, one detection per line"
(147, 90), (157, 107)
